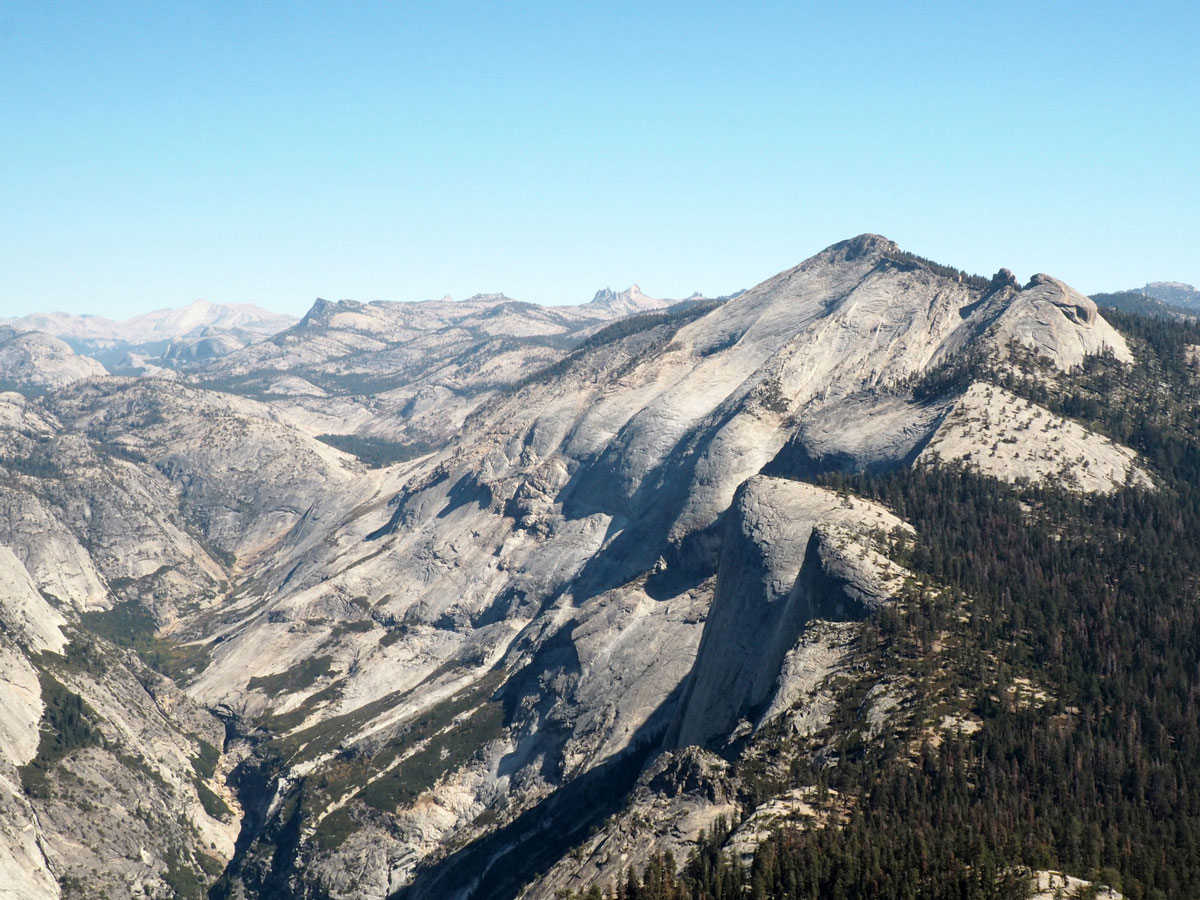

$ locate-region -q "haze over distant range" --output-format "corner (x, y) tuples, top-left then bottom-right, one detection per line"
(4, 276), (1194, 385)
(0, 283), (708, 388)
(1, 2), (1197, 318)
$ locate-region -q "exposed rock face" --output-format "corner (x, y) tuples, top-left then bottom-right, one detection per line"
(161, 331), (248, 364)
(0, 547), (67, 900)
(0, 381), (288, 618)
(1142, 281), (1200, 309)
(194, 288), (706, 445)
(0, 300), (297, 377)
(0, 235), (1147, 899)
(668, 477), (910, 750)
(1028, 870), (1123, 899)
(586, 284), (671, 317)
(45, 378), (365, 567)
(0, 332), (107, 393)
(23, 654), (240, 900)
(522, 747), (739, 899)
(196, 236), (1140, 898)
(0, 545), (68, 656)
(920, 382), (1152, 493)
(990, 274), (1131, 367)
(0, 541), (241, 900)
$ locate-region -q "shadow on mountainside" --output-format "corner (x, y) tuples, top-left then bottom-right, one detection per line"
(391, 692), (680, 900)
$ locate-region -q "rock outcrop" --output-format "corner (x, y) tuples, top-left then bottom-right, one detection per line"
(586, 284), (671, 317)
(990, 274), (1131, 368)
(919, 382), (1151, 493)
(668, 477), (910, 750)
(0, 332), (106, 393)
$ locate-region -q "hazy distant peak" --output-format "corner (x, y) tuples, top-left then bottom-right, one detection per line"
(0, 329), (106, 390)
(1, 299), (296, 344)
(297, 298), (372, 326)
(298, 297), (334, 323)
(589, 284), (641, 303)
(587, 284), (668, 316)
(1141, 281), (1200, 310)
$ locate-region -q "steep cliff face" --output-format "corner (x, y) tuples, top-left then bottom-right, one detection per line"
(0, 235), (1147, 899)
(668, 477), (911, 750)
(0, 541), (239, 900)
(0, 546), (65, 900)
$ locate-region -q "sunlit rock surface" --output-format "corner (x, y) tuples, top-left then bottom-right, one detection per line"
(0, 235), (1145, 899)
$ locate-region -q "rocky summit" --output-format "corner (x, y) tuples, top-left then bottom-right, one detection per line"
(0, 235), (1167, 899)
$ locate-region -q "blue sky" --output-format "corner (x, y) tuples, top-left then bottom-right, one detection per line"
(1, 1), (1196, 318)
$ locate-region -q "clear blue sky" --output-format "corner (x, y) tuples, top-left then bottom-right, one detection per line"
(1, 1), (1197, 318)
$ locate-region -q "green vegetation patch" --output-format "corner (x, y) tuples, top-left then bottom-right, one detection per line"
(162, 843), (208, 900)
(379, 627), (406, 648)
(313, 806), (359, 851)
(273, 671), (510, 858)
(190, 739), (220, 781)
(360, 699), (506, 812)
(260, 681), (345, 734)
(263, 660), (485, 765)
(265, 687), (407, 765)
(327, 619), (376, 641)
(19, 671), (102, 798)
(195, 779), (233, 821)
(79, 600), (211, 684)
(0, 452), (63, 479)
(316, 433), (434, 467)
(884, 248), (991, 290)
(1092, 290), (1193, 319)
(95, 440), (150, 464)
(247, 654), (333, 697)
(196, 853), (226, 878)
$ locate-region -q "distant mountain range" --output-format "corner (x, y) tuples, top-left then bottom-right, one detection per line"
(0, 300), (299, 371)
(1, 298), (297, 345)
(1142, 281), (1200, 308)
(0, 287), (717, 377)
(1092, 282), (1200, 319)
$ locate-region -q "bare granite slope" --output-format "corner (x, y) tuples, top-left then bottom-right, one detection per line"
(192, 287), (701, 443)
(919, 382), (1152, 493)
(0, 332), (107, 393)
(175, 236), (1144, 899)
(0, 235), (1147, 900)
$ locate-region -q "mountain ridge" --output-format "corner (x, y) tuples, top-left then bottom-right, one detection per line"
(0, 234), (1165, 900)
(2, 298), (297, 344)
